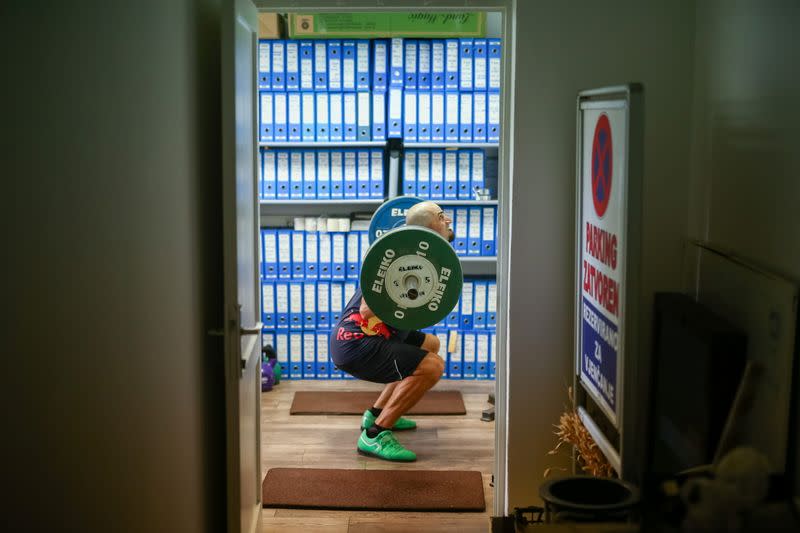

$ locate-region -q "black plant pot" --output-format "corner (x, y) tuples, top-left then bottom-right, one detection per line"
(539, 476), (640, 523)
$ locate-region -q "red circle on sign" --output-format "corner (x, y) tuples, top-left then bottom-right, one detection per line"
(591, 114), (613, 217)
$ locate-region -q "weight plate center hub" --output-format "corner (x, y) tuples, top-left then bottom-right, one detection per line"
(384, 255), (438, 308)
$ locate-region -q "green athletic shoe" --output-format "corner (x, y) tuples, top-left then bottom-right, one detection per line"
(357, 429), (417, 462)
(361, 409), (417, 431)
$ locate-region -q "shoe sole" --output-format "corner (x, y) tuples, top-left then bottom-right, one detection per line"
(357, 448), (417, 462)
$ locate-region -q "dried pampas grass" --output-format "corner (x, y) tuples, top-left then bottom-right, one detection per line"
(544, 386), (615, 479)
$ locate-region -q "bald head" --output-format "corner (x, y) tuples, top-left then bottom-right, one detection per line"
(405, 201), (455, 242)
(405, 201), (440, 228)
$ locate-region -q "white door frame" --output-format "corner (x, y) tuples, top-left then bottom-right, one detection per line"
(253, 0), (516, 517)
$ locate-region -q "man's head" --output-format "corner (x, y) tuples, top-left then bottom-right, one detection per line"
(405, 201), (455, 242)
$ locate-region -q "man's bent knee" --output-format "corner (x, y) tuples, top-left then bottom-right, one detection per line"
(421, 333), (440, 354)
(413, 352), (444, 382)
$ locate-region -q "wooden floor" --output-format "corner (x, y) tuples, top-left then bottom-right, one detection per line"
(260, 379), (496, 532)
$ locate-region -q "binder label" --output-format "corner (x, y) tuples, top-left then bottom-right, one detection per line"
(301, 59), (313, 89)
(489, 49), (501, 89)
(286, 43), (298, 80)
(389, 88), (402, 121)
(288, 95), (301, 126)
(419, 41), (430, 73)
(315, 43), (327, 71)
(274, 93), (287, 124)
(374, 41), (387, 73)
(272, 41), (284, 73)
(316, 93), (328, 124)
(259, 43), (271, 76)
(260, 93), (273, 127)
(460, 93), (472, 130)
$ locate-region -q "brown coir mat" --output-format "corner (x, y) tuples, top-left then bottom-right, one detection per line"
(289, 390), (466, 415)
(262, 468), (485, 511)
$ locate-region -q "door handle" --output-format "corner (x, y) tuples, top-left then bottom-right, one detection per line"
(240, 323), (263, 335)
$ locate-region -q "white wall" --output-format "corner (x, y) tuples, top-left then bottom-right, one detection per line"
(505, 0), (694, 509)
(4, 2), (226, 531)
(688, 0), (800, 501)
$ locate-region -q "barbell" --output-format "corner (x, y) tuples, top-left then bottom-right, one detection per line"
(360, 197), (463, 330)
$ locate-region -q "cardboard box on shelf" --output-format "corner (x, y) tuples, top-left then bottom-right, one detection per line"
(288, 12), (486, 39)
(259, 12), (286, 38)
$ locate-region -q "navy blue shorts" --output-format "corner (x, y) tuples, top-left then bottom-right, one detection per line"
(331, 329), (428, 384)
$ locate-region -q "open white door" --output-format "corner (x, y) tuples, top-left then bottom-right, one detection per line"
(221, 0), (261, 531)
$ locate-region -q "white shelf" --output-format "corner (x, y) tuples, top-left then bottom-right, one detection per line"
(439, 199), (498, 206)
(259, 199), (382, 217)
(260, 199), (382, 206)
(460, 256), (497, 276)
(259, 199), (496, 207)
(257, 141), (499, 152)
(259, 141), (385, 148)
(404, 142), (499, 150)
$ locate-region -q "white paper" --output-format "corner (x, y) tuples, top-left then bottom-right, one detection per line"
(302, 93), (314, 123)
(288, 93), (301, 124)
(460, 93), (473, 125)
(274, 93), (287, 123)
(276, 283), (288, 311)
(259, 43), (270, 73)
(272, 42), (284, 72)
(330, 93), (343, 123)
(389, 88), (402, 120)
(344, 152), (356, 182)
(303, 334), (315, 362)
(357, 92), (370, 127)
(292, 232), (303, 262)
(262, 284), (275, 312)
(445, 152), (457, 183)
(482, 207), (495, 240)
(314, 42), (327, 72)
(277, 153), (289, 181)
(374, 41), (386, 73)
(265, 232), (277, 263)
(290, 284), (302, 313)
(260, 93), (273, 124)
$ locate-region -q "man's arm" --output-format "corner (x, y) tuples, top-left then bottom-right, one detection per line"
(359, 298), (376, 319)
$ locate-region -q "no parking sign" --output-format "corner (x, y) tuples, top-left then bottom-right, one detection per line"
(574, 85), (643, 474)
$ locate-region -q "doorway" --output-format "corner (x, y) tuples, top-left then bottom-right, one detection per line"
(246, 2), (514, 528)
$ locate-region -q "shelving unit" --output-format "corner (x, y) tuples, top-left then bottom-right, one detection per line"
(258, 139), (499, 276)
(257, 30), (504, 381)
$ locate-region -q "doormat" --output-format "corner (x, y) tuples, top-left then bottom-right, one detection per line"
(289, 390), (466, 415)
(262, 468), (485, 511)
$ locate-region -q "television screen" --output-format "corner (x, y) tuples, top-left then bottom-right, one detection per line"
(646, 293), (747, 479)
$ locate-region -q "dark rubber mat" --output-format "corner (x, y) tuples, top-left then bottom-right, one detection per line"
(289, 390), (466, 415)
(262, 468), (485, 511)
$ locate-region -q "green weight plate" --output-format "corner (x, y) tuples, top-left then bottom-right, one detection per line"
(360, 226), (463, 331)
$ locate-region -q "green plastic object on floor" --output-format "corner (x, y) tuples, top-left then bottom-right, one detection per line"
(272, 360), (282, 384)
